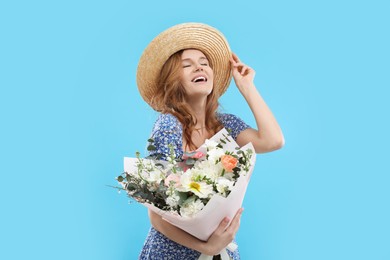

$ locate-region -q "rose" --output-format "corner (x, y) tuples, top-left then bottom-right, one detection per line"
(193, 151), (205, 159)
(182, 151), (205, 160)
(182, 151), (206, 170)
(221, 155), (238, 172)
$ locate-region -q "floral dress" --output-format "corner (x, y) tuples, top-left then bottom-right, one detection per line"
(139, 113), (250, 260)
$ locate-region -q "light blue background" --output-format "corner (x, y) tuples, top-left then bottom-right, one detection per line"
(1, 0), (389, 259)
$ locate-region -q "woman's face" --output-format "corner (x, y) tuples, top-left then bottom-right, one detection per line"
(180, 49), (214, 99)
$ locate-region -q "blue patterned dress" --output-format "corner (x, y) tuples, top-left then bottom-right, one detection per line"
(139, 113), (251, 260)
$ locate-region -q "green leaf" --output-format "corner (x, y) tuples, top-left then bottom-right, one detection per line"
(147, 144), (157, 151)
(183, 195), (196, 204)
(177, 191), (189, 202)
(116, 176), (124, 182)
(184, 151), (195, 156)
(134, 190), (150, 201)
(185, 158), (196, 165)
(126, 175), (132, 182)
(126, 183), (138, 191)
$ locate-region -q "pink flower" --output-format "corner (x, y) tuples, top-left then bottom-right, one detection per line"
(164, 174), (181, 187)
(192, 151), (205, 159)
(221, 155), (238, 172)
(182, 151), (205, 160)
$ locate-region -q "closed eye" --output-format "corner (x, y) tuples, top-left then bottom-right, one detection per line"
(182, 65), (191, 68)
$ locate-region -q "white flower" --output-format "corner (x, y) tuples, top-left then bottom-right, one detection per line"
(166, 193), (180, 207)
(207, 147), (225, 163)
(147, 169), (164, 183)
(143, 159), (157, 170)
(180, 198), (205, 218)
(222, 171), (235, 181)
(204, 139), (218, 150)
(138, 170), (149, 181)
(179, 170), (214, 199)
(215, 178), (234, 197)
(193, 159), (223, 181)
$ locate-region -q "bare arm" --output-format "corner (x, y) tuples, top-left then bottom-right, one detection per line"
(149, 208), (243, 256)
(230, 53), (285, 153)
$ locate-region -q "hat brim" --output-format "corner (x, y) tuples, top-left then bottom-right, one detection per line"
(136, 23), (232, 111)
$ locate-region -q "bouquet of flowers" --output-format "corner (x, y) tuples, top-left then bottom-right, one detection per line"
(116, 128), (256, 241)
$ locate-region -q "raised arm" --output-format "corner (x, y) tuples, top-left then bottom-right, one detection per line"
(230, 53), (285, 153)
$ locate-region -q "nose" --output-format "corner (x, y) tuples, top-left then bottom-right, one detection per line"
(194, 64), (203, 72)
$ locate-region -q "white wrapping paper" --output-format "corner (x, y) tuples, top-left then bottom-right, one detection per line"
(124, 128), (256, 241)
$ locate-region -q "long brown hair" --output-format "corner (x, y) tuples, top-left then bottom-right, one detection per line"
(151, 49), (223, 151)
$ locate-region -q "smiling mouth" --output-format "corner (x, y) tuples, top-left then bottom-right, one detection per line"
(192, 76), (207, 83)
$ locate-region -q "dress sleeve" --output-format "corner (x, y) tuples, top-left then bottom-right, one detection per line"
(217, 113), (251, 141)
(148, 114), (182, 161)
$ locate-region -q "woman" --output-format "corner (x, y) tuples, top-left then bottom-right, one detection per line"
(136, 23), (284, 259)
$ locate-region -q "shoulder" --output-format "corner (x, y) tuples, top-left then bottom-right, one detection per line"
(217, 112), (243, 123)
(152, 113), (181, 132)
(216, 112), (251, 141)
(217, 112), (249, 128)
(149, 113), (183, 159)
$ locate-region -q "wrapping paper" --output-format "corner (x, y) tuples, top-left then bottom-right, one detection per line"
(124, 128), (256, 241)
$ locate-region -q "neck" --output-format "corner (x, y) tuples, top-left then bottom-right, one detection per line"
(186, 97), (207, 128)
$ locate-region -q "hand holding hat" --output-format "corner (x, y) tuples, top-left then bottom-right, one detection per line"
(136, 23), (233, 111)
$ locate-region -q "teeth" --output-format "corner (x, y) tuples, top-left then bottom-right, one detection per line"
(193, 76), (206, 82)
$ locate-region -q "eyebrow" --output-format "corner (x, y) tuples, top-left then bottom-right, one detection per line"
(181, 57), (208, 62)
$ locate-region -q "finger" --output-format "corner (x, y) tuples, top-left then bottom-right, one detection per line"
(226, 218), (240, 238)
(245, 67), (252, 76)
(245, 67), (253, 76)
(231, 63), (243, 75)
(234, 207), (244, 220)
(231, 57), (243, 67)
(242, 66), (252, 76)
(229, 56), (237, 66)
(226, 208), (243, 234)
(232, 53), (240, 63)
(215, 217), (230, 235)
(232, 62), (246, 70)
(240, 65), (248, 75)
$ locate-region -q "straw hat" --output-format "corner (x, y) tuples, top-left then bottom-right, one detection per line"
(136, 22), (232, 110)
